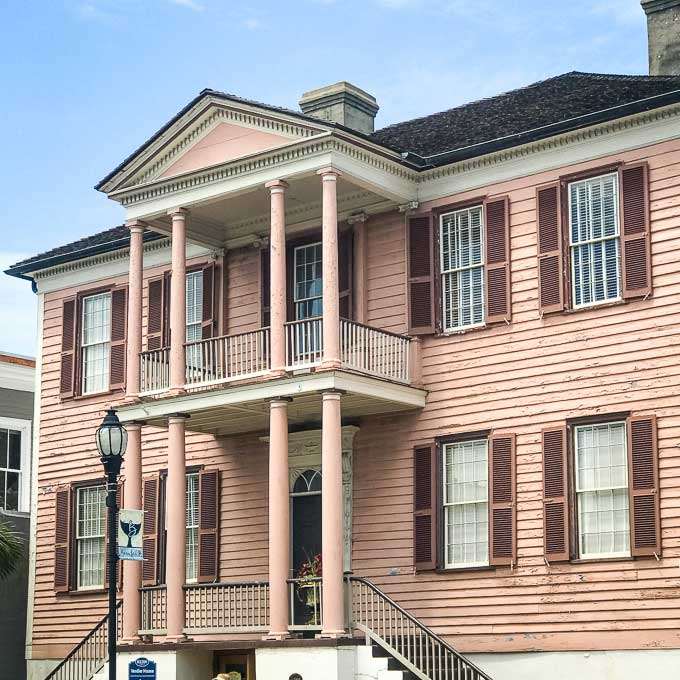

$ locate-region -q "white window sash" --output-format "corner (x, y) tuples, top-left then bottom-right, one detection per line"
(76, 485), (106, 590)
(293, 243), (323, 317)
(0, 417), (31, 513)
(81, 293), (112, 395)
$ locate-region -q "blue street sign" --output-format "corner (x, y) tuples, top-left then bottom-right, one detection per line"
(129, 657), (156, 680)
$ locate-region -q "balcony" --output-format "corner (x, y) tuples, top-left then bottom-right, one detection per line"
(139, 318), (413, 395)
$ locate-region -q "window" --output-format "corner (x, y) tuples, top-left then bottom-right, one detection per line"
(76, 485), (106, 589)
(574, 422), (630, 559)
(185, 271), (203, 343)
(440, 206), (485, 331)
(81, 292), (112, 394)
(568, 173), (621, 308)
(294, 243), (323, 320)
(185, 473), (199, 583)
(443, 439), (489, 568)
(0, 427), (22, 512)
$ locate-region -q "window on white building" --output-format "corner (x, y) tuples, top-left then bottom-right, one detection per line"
(574, 422), (630, 559)
(0, 428), (22, 512)
(440, 206), (485, 331)
(443, 439), (489, 568)
(76, 485), (106, 589)
(81, 292), (112, 394)
(568, 173), (621, 308)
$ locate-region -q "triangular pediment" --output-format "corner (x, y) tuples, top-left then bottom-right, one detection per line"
(99, 92), (329, 194)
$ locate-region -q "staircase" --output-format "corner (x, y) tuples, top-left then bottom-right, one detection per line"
(45, 601), (122, 680)
(348, 577), (492, 680)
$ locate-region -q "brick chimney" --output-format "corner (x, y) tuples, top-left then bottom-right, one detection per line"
(641, 0), (680, 75)
(299, 82), (379, 134)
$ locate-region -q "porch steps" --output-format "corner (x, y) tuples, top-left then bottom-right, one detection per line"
(357, 645), (411, 680)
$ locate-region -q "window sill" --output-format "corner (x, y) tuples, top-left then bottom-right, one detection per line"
(435, 564), (496, 575)
(570, 555), (633, 565)
(62, 388), (122, 403)
(439, 324), (488, 338)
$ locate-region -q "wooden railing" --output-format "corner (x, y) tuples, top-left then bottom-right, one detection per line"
(185, 581), (269, 633)
(340, 319), (410, 384)
(349, 577), (493, 680)
(139, 347), (170, 394)
(184, 328), (270, 388)
(140, 585), (167, 635)
(45, 601), (122, 680)
(285, 317), (324, 369)
(288, 577), (322, 630)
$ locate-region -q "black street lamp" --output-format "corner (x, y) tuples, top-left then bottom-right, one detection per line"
(95, 408), (128, 680)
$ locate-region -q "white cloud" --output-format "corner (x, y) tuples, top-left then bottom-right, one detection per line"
(243, 17), (261, 30)
(0, 255), (38, 358)
(168, 0), (205, 11)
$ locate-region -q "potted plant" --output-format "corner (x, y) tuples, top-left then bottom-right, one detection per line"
(297, 553), (322, 612)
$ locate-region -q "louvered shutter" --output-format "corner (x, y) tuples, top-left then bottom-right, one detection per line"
(339, 228), (354, 319)
(260, 248), (271, 327)
(109, 287), (127, 390)
(413, 443), (437, 571)
(142, 475), (161, 586)
(620, 163), (652, 299)
(484, 196), (512, 324)
(198, 469), (220, 583)
(536, 183), (565, 314)
(489, 433), (516, 566)
(54, 487), (72, 592)
(407, 215), (435, 335)
(627, 415), (660, 557)
(201, 262), (216, 339)
(147, 277), (164, 350)
(60, 297), (78, 397)
(542, 426), (570, 562)
(105, 484), (123, 588)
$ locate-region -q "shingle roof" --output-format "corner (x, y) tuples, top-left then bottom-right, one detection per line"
(8, 71), (680, 278)
(370, 71), (680, 165)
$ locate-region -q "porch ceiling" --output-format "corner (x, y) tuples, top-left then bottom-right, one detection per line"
(118, 370), (426, 436)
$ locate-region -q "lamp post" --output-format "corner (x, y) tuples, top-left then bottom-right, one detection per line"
(95, 408), (128, 680)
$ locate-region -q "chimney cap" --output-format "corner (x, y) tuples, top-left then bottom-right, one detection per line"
(300, 81), (379, 115)
(641, 0), (680, 15)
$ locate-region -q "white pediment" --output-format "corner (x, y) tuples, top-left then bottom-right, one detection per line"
(101, 94), (328, 194)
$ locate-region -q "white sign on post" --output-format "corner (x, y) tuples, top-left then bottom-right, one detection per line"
(118, 508), (144, 561)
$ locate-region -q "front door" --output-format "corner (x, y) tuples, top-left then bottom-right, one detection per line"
(292, 243), (323, 364)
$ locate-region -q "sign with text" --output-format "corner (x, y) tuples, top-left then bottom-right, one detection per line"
(118, 508), (143, 561)
(129, 657), (156, 680)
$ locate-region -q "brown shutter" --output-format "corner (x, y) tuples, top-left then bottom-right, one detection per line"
(489, 433), (516, 566)
(260, 248), (271, 327)
(201, 262), (216, 339)
(60, 297), (78, 397)
(484, 196), (512, 324)
(54, 486), (72, 592)
(339, 227), (354, 319)
(620, 162), (652, 299)
(542, 426), (570, 562)
(536, 183), (565, 314)
(147, 277), (164, 350)
(198, 469), (220, 583)
(413, 443), (437, 571)
(407, 215), (435, 335)
(109, 287), (127, 390)
(627, 415), (660, 557)
(142, 475), (161, 586)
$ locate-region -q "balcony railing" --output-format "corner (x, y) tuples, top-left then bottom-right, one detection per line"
(138, 317), (412, 395)
(140, 585), (167, 635)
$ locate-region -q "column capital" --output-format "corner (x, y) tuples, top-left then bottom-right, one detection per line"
(346, 211), (367, 225)
(167, 413), (190, 424)
(125, 219), (147, 233)
(321, 389), (343, 401)
(125, 421), (145, 432)
(265, 179), (289, 193)
(317, 166), (341, 180)
(167, 206), (189, 218)
(269, 396), (293, 406)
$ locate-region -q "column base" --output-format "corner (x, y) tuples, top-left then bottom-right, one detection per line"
(316, 630), (347, 639)
(119, 635), (141, 645)
(167, 387), (187, 397)
(269, 368), (288, 378)
(164, 633), (189, 643)
(262, 631), (290, 641)
(320, 360), (342, 370)
(122, 394), (140, 405)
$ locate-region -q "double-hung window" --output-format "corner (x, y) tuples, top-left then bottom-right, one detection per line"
(185, 473), (199, 583)
(574, 422), (630, 559)
(81, 292), (112, 394)
(76, 485), (106, 589)
(440, 205), (485, 331)
(568, 173), (621, 308)
(185, 271), (204, 371)
(443, 439), (489, 568)
(294, 242), (323, 320)
(0, 426), (23, 512)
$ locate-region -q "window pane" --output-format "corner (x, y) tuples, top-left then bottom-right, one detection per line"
(185, 271), (204, 332)
(0, 430), (7, 468)
(185, 474), (199, 583)
(77, 486), (106, 588)
(8, 430), (21, 470)
(569, 174), (620, 306)
(575, 422), (630, 558)
(83, 343), (110, 394)
(5, 472), (19, 511)
(82, 293), (111, 346)
(294, 243), (323, 320)
(0, 471), (5, 509)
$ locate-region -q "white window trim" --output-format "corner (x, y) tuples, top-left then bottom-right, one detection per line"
(574, 421), (631, 561)
(439, 205), (486, 333)
(185, 472), (199, 584)
(185, 271), (203, 343)
(442, 439), (490, 570)
(80, 292), (112, 396)
(163, 471), (200, 585)
(75, 484), (106, 591)
(568, 172), (622, 310)
(0, 416), (31, 514)
(293, 242), (323, 320)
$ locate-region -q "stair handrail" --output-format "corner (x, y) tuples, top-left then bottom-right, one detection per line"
(348, 576), (493, 680)
(45, 600), (123, 680)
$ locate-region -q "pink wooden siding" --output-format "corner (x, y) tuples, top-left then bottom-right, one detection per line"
(31, 137), (680, 658)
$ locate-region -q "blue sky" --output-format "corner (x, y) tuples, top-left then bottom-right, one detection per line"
(0, 0), (648, 355)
